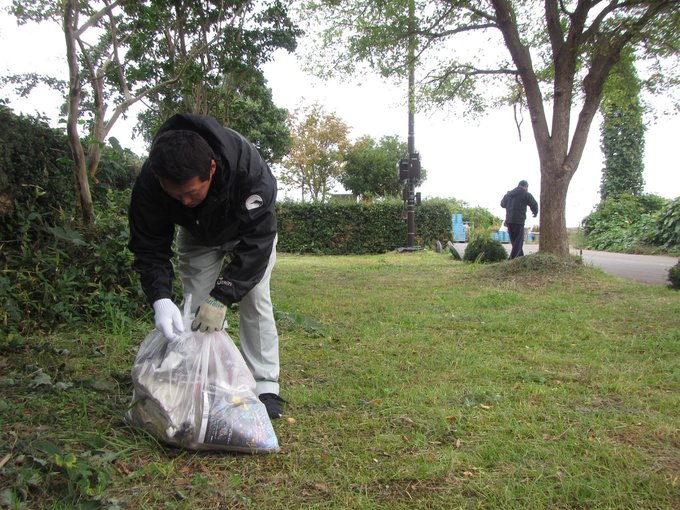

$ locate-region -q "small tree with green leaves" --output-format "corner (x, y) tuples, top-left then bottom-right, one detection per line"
(340, 135), (409, 200)
(279, 103), (350, 202)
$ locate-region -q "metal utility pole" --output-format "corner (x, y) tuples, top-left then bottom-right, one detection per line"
(398, 0), (422, 252)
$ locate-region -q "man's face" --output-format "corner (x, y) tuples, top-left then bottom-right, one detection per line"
(159, 160), (216, 208)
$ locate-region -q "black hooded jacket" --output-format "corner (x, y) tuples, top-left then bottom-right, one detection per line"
(128, 113), (277, 307)
(500, 186), (538, 225)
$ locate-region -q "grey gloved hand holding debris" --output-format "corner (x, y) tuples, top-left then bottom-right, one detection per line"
(191, 296), (228, 332)
(153, 298), (185, 342)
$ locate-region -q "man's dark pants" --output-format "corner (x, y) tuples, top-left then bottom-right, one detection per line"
(507, 223), (525, 259)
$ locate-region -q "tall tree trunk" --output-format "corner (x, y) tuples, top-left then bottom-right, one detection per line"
(538, 159), (570, 256)
(64, 0), (94, 224)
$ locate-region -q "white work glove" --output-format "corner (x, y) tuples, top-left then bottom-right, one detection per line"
(191, 296), (228, 332)
(152, 298), (185, 342)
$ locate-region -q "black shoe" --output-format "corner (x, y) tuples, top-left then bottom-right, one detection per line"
(259, 393), (286, 419)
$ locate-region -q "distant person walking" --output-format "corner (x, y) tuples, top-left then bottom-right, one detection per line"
(501, 180), (538, 259)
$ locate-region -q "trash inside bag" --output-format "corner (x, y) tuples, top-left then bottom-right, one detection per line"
(126, 297), (279, 453)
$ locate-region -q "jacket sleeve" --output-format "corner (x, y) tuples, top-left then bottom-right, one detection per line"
(209, 157), (277, 307)
(128, 167), (177, 305)
(528, 194), (539, 216)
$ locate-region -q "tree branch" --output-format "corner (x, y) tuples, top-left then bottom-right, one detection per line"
(75, 0), (126, 39)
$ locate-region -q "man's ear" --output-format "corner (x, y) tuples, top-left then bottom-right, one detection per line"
(210, 159), (217, 177)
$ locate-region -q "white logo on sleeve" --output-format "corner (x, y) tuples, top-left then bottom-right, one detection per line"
(245, 194), (264, 210)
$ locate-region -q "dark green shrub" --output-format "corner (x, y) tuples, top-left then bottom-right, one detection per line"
(463, 236), (507, 263)
(650, 198), (680, 250)
(581, 193), (669, 251)
(91, 143), (142, 201)
(668, 261), (680, 290)
(276, 199), (452, 255)
(0, 105), (74, 242)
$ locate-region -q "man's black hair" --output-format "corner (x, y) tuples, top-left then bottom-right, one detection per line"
(149, 130), (215, 183)
(518, 180), (529, 187)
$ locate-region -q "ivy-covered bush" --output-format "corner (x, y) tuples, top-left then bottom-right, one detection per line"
(276, 199), (452, 254)
(581, 193), (669, 252)
(648, 198), (680, 250)
(463, 235), (507, 263)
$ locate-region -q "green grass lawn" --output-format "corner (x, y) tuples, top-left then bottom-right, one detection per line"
(1, 251), (679, 509)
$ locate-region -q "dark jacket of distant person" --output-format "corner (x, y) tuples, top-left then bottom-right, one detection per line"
(501, 185), (538, 225)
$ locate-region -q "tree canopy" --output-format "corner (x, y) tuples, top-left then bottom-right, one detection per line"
(340, 135), (408, 200)
(279, 103), (350, 202)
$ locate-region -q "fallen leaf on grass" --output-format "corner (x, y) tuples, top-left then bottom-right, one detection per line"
(28, 371), (52, 388)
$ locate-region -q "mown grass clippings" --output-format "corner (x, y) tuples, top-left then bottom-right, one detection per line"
(1, 252), (678, 509)
(477, 252), (587, 287)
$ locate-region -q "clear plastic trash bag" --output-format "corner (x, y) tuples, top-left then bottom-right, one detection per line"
(125, 297), (279, 453)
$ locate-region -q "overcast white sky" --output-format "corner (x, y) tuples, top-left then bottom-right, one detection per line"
(1, 13), (678, 228)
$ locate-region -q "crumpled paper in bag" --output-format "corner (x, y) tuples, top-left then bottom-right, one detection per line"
(125, 298), (279, 453)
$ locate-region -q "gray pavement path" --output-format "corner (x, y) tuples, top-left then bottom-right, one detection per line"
(452, 242), (677, 285)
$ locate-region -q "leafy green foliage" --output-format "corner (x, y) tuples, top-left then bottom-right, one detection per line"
(599, 50), (646, 201)
(1, 190), (147, 339)
(135, 68), (292, 164)
(93, 142), (142, 199)
(276, 199), (451, 254)
(279, 104), (351, 202)
(463, 235), (507, 263)
(121, 0), (300, 159)
(221, 69), (292, 163)
(340, 135), (409, 199)
(648, 197), (680, 249)
(0, 105), (74, 241)
(581, 193), (677, 252)
(668, 261), (680, 289)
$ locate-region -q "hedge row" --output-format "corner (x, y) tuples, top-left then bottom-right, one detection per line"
(276, 200), (452, 254)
